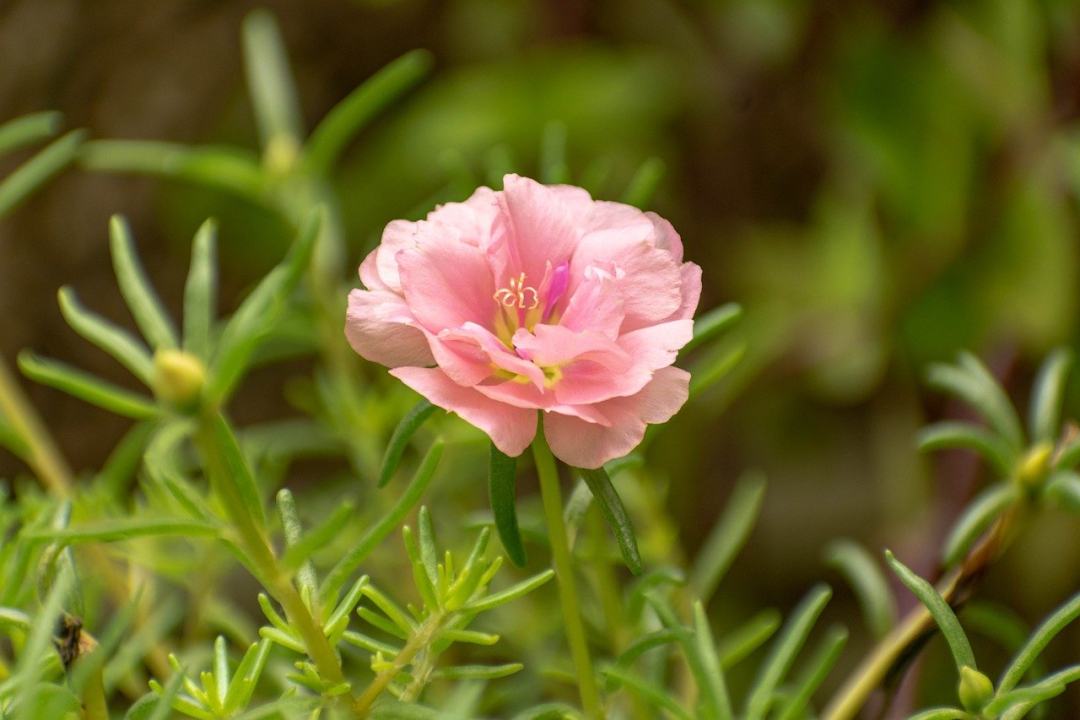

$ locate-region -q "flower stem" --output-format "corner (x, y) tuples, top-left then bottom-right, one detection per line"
(195, 412), (347, 691)
(532, 431), (603, 720)
(822, 506), (1021, 720)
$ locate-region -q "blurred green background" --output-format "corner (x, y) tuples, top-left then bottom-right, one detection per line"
(1, 0), (1079, 714)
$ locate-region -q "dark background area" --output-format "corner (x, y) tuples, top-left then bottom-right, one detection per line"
(2, 0), (1079, 714)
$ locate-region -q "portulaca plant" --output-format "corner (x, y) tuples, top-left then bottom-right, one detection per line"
(0, 9), (1077, 720)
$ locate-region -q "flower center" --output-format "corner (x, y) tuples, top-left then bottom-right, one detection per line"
(493, 272), (539, 310)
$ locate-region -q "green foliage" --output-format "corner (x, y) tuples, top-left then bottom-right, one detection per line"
(1, 4), (1079, 719)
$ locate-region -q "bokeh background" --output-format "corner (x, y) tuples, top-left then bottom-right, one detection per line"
(2, 0), (1079, 715)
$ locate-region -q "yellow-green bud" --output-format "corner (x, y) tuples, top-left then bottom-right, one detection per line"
(958, 665), (994, 712)
(1017, 441), (1053, 489)
(152, 349), (205, 411)
(263, 133), (299, 177)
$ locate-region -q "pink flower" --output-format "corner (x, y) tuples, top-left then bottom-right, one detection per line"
(346, 174), (701, 468)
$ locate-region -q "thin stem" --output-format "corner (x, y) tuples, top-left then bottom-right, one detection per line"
(0, 356), (73, 496)
(81, 666), (109, 720)
(194, 415), (347, 691)
(822, 507), (1021, 720)
(353, 612), (444, 716)
(533, 430), (604, 720)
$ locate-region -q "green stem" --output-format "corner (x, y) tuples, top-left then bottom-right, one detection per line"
(194, 414), (347, 691)
(81, 666), (109, 720)
(0, 356), (73, 497)
(822, 506), (1021, 720)
(532, 430), (603, 720)
(352, 612), (444, 716)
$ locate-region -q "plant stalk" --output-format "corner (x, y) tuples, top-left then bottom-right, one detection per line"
(195, 413), (347, 691)
(822, 506), (1020, 720)
(533, 430), (604, 720)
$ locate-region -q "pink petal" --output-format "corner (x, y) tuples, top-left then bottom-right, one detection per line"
(513, 324), (648, 404)
(559, 274), (624, 339)
(370, 220), (423, 292)
(498, 174), (581, 282)
(390, 367), (537, 457)
(571, 236), (683, 333)
(434, 323), (545, 388)
(542, 367), (690, 468)
(345, 289), (434, 368)
(617, 319), (694, 372)
(427, 186), (502, 248)
(397, 240), (496, 334)
(473, 379), (612, 426)
(668, 262), (702, 323)
(646, 212), (684, 263)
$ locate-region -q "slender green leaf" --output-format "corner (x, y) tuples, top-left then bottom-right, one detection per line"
(305, 49), (433, 174)
(0, 130), (84, 217)
(690, 472), (766, 600)
(209, 209), (318, 401)
(1053, 437), (1080, 471)
(917, 421), (1017, 479)
(1029, 349), (1073, 443)
(683, 303), (743, 355)
(203, 411), (267, 528)
(745, 584), (832, 720)
(27, 516), (219, 543)
(614, 628), (688, 671)
(184, 219), (218, 360)
(379, 400), (437, 488)
(927, 354), (1024, 450)
(490, 444), (527, 567)
(321, 440), (442, 605)
(18, 351), (158, 420)
(281, 499), (355, 572)
(276, 488), (317, 595)
(79, 140), (265, 202)
(464, 569), (554, 613)
(223, 639), (272, 713)
(621, 157), (665, 208)
(147, 670), (186, 720)
(884, 550), (975, 672)
(417, 506), (439, 588)
(97, 421), (155, 498)
(433, 663), (523, 680)
(985, 682), (1067, 717)
(210, 637), (229, 708)
(907, 710), (969, 720)
(0, 413), (29, 458)
(241, 9), (302, 148)
(57, 286), (155, 385)
(717, 609), (782, 669)
(12, 565), (72, 712)
(0, 112), (62, 156)
(109, 215), (178, 349)
(1046, 470), (1080, 513)
(824, 539), (897, 639)
(689, 342), (746, 398)
(942, 483), (1017, 566)
(692, 601), (734, 720)
(603, 664), (691, 720)
(578, 466), (642, 575)
(775, 625), (848, 720)
(998, 590), (1080, 693)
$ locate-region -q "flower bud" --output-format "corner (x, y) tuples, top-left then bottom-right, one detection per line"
(263, 133), (299, 177)
(958, 665), (994, 712)
(1017, 441), (1053, 490)
(152, 349), (205, 411)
